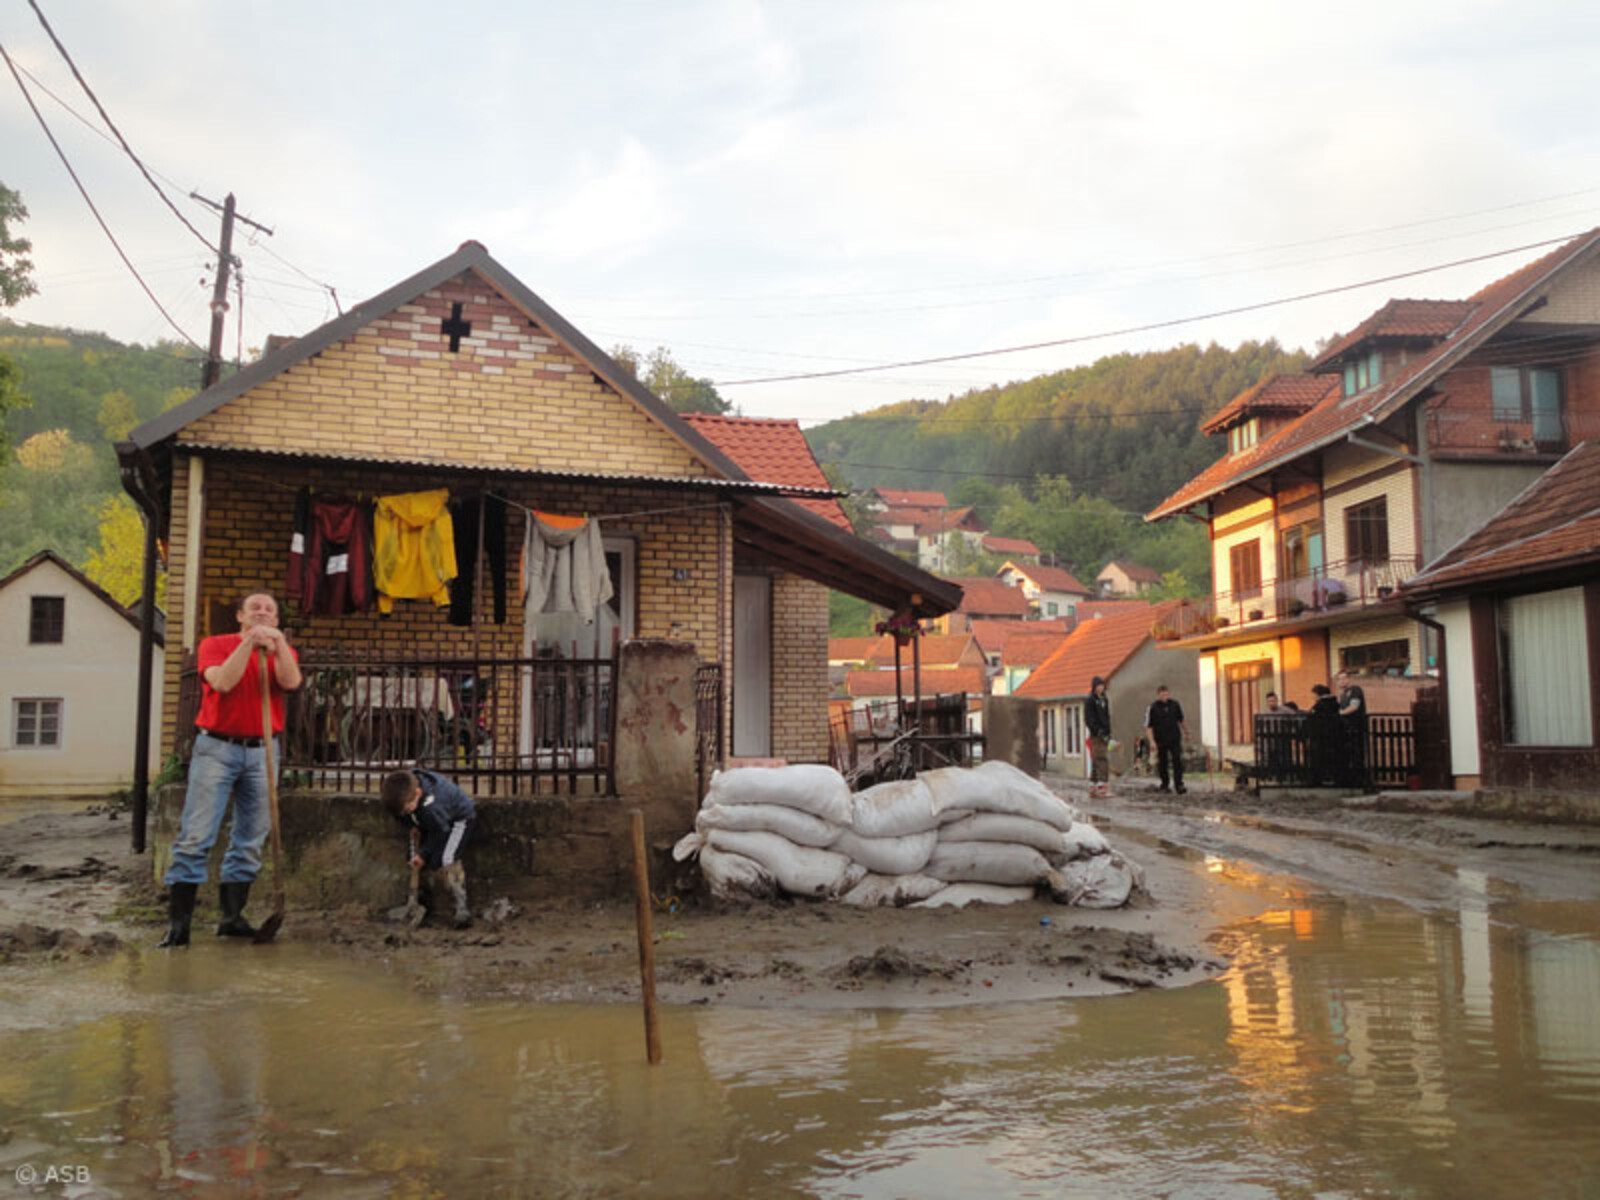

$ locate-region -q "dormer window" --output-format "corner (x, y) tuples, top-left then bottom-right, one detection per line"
(1228, 418), (1259, 456)
(1343, 350), (1382, 397)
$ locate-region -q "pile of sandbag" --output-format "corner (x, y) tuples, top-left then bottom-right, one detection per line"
(672, 760), (1141, 910)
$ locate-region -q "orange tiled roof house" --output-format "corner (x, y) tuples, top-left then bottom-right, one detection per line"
(1146, 229), (1600, 767)
(116, 242), (958, 898)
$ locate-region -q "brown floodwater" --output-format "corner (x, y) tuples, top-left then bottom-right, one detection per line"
(1, 864), (1597, 1198)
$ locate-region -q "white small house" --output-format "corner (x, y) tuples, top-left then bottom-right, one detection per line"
(0, 550), (164, 797)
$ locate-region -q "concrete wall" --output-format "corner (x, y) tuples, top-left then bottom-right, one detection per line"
(1437, 598), (1481, 780)
(1428, 461), (1549, 565)
(0, 558), (163, 796)
(1112, 639), (1201, 750)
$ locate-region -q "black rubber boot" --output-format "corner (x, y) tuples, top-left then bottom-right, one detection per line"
(158, 882), (198, 949)
(216, 881), (258, 938)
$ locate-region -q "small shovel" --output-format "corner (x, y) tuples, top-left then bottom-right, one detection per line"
(254, 649), (287, 944)
(387, 830), (426, 928)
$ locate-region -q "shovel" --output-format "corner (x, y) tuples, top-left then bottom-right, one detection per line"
(253, 649), (286, 944)
(387, 830), (426, 928)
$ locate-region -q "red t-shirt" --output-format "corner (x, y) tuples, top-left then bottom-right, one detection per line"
(194, 633), (299, 736)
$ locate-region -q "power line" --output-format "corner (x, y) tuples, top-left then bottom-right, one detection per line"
(25, 0), (218, 256)
(714, 233), (1591, 387)
(0, 38), (203, 352)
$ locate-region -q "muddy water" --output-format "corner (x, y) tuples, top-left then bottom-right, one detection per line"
(2, 888), (1598, 1196)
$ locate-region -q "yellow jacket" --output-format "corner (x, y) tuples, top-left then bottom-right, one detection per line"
(373, 489), (458, 613)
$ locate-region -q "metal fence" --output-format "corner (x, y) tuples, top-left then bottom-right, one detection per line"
(178, 648), (622, 796)
(695, 663), (724, 801)
(1251, 709), (1418, 790)
(827, 693), (983, 784)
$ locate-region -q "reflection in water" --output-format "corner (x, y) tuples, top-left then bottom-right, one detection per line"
(0, 891), (1597, 1198)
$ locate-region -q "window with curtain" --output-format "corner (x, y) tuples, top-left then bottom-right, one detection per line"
(1499, 587), (1593, 746)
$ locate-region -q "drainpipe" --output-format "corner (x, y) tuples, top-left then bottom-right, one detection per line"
(116, 442), (162, 855)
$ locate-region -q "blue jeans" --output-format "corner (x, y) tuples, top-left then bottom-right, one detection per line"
(164, 733), (279, 886)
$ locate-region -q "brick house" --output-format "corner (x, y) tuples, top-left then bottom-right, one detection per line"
(115, 242), (958, 827)
(1146, 228), (1600, 765)
(1401, 440), (1600, 794)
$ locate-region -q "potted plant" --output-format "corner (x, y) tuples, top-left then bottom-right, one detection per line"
(1248, 608), (1264, 622)
(1215, 616), (1231, 628)
(1286, 598), (1307, 617)
(1376, 585), (1394, 600)
(1324, 587), (1348, 607)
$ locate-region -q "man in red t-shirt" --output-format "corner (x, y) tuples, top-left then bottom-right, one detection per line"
(159, 591), (303, 948)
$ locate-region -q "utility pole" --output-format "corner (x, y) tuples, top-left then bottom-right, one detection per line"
(191, 192), (273, 389)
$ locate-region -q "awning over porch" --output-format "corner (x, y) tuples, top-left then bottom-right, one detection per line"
(733, 495), (962, 619)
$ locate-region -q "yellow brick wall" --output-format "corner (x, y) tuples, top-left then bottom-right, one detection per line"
(769, 572), (830, 763)
(177, 271), (712, 480)
(1524, 253), (1600, 324)
(160, 453), (732, 759)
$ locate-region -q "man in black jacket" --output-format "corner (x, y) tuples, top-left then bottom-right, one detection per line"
(381, 768), (477, 928)
(1143, 685), (1189, 794)
(1085, 676), (1113, 798)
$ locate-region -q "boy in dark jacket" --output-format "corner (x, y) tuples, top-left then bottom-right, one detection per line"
(381, 768), (476, 928)
(1085, 676), (1113, 798)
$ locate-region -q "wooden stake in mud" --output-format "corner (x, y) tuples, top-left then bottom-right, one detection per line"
(631, 809), (663, 1065)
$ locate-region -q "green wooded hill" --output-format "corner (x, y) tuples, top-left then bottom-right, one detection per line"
(0, 320), (199, 574)
(806, 340), (1311, 633)
(807, 340), (1308, 518)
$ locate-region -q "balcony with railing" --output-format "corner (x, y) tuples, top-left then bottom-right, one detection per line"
(1155, 556), (1420, 643)
(178, 648), (726, 797)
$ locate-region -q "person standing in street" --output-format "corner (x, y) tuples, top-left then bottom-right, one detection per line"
(1336, 669), (1370, 790)
(1143, 685), (1189, 794)
(1085, 676), (1113, 798)
(159, 592), (301, 948)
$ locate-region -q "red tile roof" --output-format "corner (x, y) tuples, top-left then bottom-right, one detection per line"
(983, 535), (1041, 557)
(1309, 299), (1478, 370)
(1002, 629), (1073, 668)
(875, 488), (948, 508)
(828, 636), (880, 663)
(951, 576), (1031, 617)
(682, 414), (850, 529)
(1014, 602), (1180, 700)
(846, 666), (986, 698)
(1073, 599), (1154, 622)
(1104, 559), (1162, 584)
(1404, 440), (1600, 593)
(1149, 229), (1600, 522)
(878, 505), (985, 536)
(1007, 562), (1090, 594)
(865, 632), (978, 668)
(1200, 373), (1339, 435)
(967, 618), (1071, 658)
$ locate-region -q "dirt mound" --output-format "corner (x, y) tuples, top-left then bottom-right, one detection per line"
(0, 923), (121, 962)
(830, 944), (970, 982)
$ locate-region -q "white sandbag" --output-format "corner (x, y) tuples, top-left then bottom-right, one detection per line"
(707, 764), (851, 825)
(1051, 853), (1141, 909)
(924, 841), (1054, 886)
(913, 883), (1036, 908)
(699, 847), (777, 901)
(831, 827), (938, 876)
(938, 813), (1068, 857)
(839, 873), (946, 908)
(695, 802), (840, 848)
(920, 764), (1075, 831)
(705, 829), (866, 898)
(1060, 821), (1110, 860)
(848, 778), (942, 838)
(672, 830), (705, 862)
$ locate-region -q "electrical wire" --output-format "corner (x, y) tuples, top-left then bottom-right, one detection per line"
(0, 38), (203, 352)
(25, 0), (218, 256)
(714, 232), (1593, 387)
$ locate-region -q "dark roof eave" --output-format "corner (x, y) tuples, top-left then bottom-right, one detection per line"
(740, 496), (963, 617)
(1402, 552), (1600, 600)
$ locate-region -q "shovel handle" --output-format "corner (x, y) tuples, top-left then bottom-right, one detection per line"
(259, 650), (284, 895)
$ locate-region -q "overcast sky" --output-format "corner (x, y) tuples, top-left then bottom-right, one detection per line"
(3, 1), (1599, 424)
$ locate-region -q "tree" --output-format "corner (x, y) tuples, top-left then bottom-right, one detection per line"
(0, 183), (36, 307)
(828, 589), (877, 637)
(97, 390), (138, 442)
(610, 343), (731, 415)
(0, 430), (109, 572)
(821, 461), (873, 534)
(83, 493), (164, 606)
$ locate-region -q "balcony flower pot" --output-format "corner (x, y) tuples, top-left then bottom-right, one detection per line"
(1248, 608), (1264, 622)
(1215, 616), (1230, 628)
(1376, 585), (1394, 600)
(1286, 599), (1307, 617)
(1324, 590), (1348, 607)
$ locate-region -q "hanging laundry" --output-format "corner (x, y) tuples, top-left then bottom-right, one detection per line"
(374, 488), (458, 613)
(449, 493), (508, 626)
(521, 511), (613, 619)
(287, 489), (374, 615)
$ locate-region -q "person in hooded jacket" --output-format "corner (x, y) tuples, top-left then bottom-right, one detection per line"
(1085, 675), (1113, 798)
